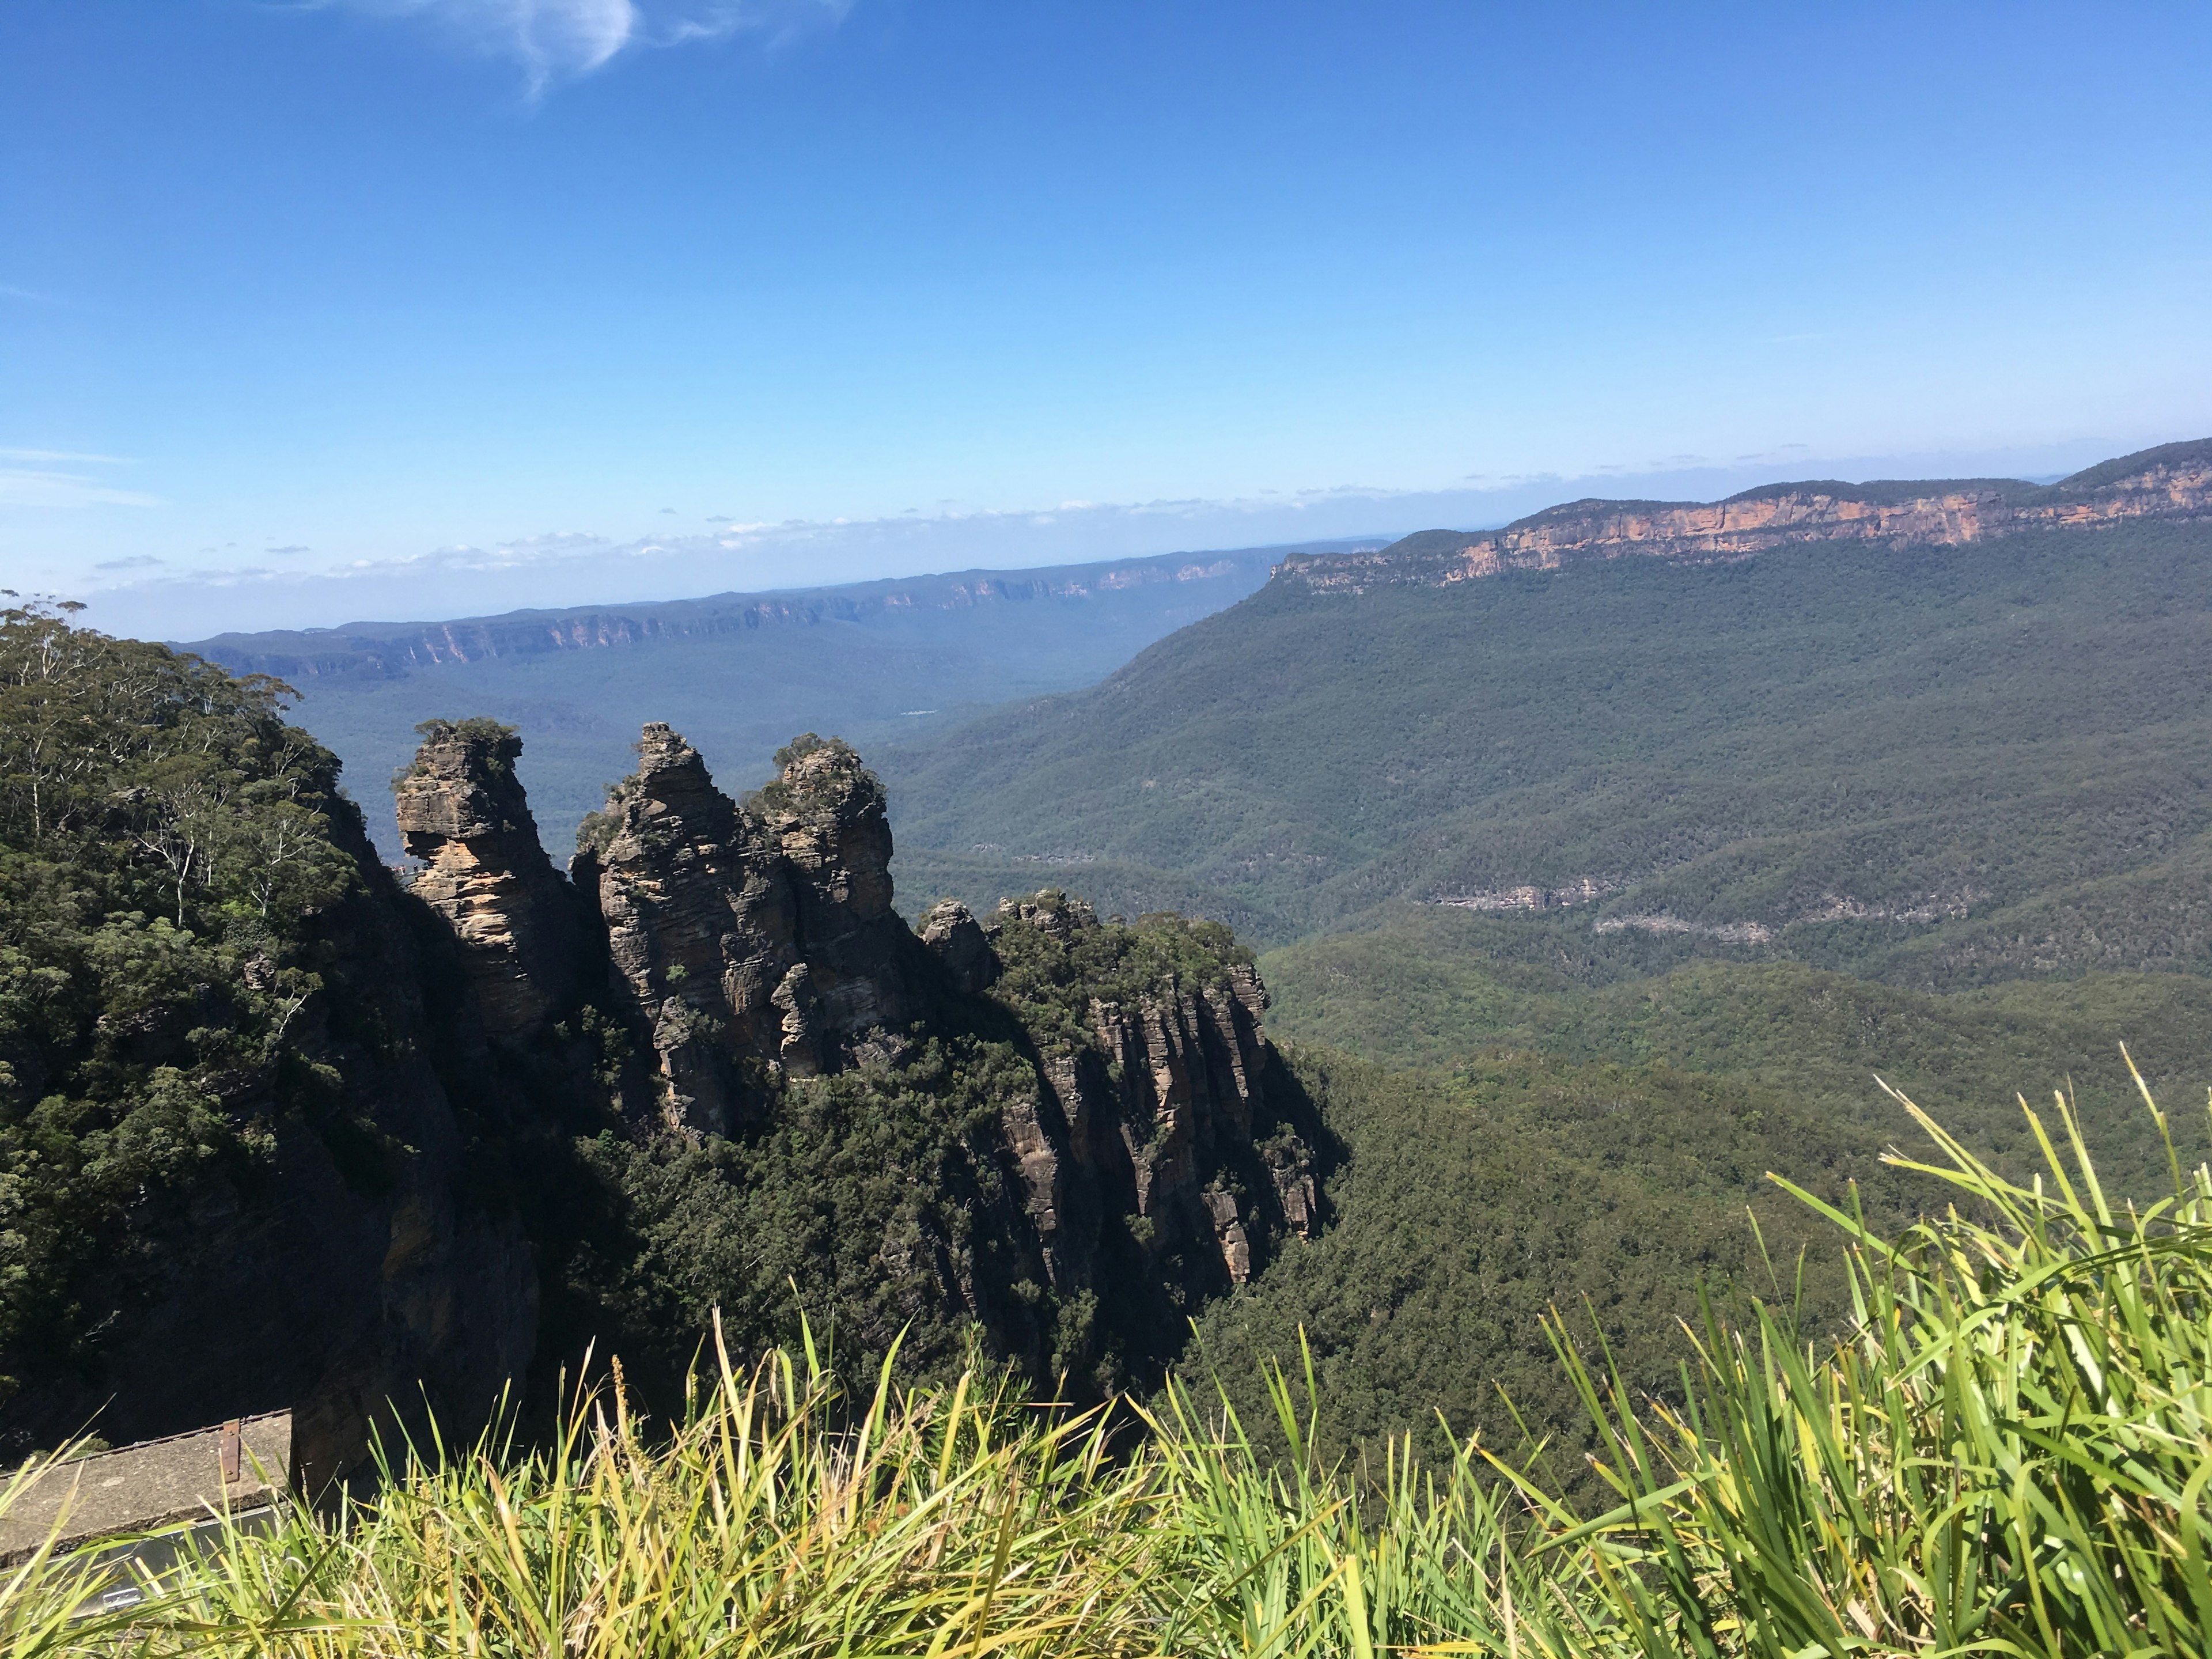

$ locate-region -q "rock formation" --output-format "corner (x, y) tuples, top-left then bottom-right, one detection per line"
(391, 724), (1325, 1385)
(567, 727), (926, 1134)
(395, 717), (584, 1040)
(978, 891), (1317, 1305)
(1278, 437), (2212, 594)
(919, 900), (998, 994)
(3, 669), (1316, 1479)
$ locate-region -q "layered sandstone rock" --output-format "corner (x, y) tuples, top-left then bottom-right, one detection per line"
(919, 899), (999, 993)
(985, 893), (1306, 1294)
(396, 718), (582, 1040)
(573, 727), (923, 1134)
(383, 729), (1322, 1388)
(1279, 437), (2212, 594)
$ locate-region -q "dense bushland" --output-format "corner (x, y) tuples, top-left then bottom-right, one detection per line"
(4, 1088), (2203, 1657)
(0, 601), (364, 1397)
(1260, 910), (2212, 1176)
(884, 517), (2212, 986)
(2, 605), (1325, 1457)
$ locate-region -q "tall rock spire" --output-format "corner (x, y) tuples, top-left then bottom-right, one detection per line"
(395, 717), (582, 1041)
(571, 725), (923, 1134)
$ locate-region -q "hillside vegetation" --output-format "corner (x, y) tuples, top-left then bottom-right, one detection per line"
(0, 603), (1327, 1469)
(6, 1099), (2205, 1658)
(1261, 909), (2212, 1166)
(882, 516), (2212, 987)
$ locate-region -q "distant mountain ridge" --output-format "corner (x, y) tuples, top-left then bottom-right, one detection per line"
(172, 539), (1378, 863)
(878, 435), (2212, 985)
(1276, 437), (2212, 593)
(185, 544), (1336, 681)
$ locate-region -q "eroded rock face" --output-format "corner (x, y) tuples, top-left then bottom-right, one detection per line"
(919, 900), (999, 994)
(384, 730), (1322, 1395)
(754, 736), (915, 1042)
(396, 718), (583, 1041)
(984, 893), (1310, 1299)
(574, 728), (922, 1134)
(1278, 437), (2212, 594)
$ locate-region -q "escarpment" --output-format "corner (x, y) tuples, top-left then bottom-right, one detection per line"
(977, 892), (1315, 1309)
(1279, 435), (2212, 593)
(390, 719), (1324, 1392)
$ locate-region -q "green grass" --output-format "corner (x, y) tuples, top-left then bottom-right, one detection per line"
(5, 1086), (2205, 1657)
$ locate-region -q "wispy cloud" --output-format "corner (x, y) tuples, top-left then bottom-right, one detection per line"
(94, 554), (164, 571)
(0, 449), (161, 509)
(0, 447), (135, 465)
(302, 0), (849, 92)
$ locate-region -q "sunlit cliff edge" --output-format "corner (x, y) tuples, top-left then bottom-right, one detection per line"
(1277, 437), (2212, 592)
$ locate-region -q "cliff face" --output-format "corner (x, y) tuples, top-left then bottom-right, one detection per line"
(1278, 437), (2212, 594)
(183, 551), (1271, 681)
(391, 723), (1322, 1389)
(395, 718), (585, 1041)
(6, 687), (1317, 1466)
(985, 893), (1313, 1305)
(563, 728), (925, 1133)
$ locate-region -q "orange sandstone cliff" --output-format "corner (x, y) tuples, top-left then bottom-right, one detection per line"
(1277, 437), (2212, 593)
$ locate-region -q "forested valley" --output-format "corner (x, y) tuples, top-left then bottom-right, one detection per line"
(6, 444), (2212, 1653)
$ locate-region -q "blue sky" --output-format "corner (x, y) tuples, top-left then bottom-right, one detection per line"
(5, 1), (2211, 638)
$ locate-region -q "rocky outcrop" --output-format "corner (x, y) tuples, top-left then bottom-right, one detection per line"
(382, 726), (1320, 1392)
(568, 728), (924, 1134)
(980, 892), (1312, 1300)
(919, 900), (999, 993)
(395, 718), (584, 1040)
(1278, 437), (2212, 594)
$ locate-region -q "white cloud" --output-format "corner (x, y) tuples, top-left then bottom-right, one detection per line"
(340, 0), (633, 88)
(0, 448), (134, 465)
(0, 453), (161, 509)
(305, 0), (849, 90)
(63, 434), (2152, 641)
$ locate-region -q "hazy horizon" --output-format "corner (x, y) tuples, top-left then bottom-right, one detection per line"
(62, 434), (2171, 641)
(9, 2), (2212, 638)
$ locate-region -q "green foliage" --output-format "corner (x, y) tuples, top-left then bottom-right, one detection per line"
(1181, 1043), (1900, 1493)
(988, 893), (1255, 1050)
(882, 517), (2212, 988)
(0, 602), (359, 1380)
(544, 904), (1281, 1409)
(747, 732), (877, 819)
(5, 1095), (2202, 1657)
(1260, 909), (2212, 1177)
(1190, 916), (2212, 1484)
(552, 1035), (1051, 1397)
(1513, 1080), (2212, 1657)
(393, 715), (518, 787)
